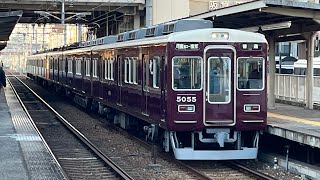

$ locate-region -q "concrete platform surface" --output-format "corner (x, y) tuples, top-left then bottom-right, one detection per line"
(267, 103), (320, 148)
(0, 82), (67, 180)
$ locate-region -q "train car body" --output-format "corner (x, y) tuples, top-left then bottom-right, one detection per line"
(293, 57), (320, 76)
(27, 19), (268, 160)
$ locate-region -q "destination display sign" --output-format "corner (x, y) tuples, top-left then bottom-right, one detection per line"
(175, 43), (200, 50)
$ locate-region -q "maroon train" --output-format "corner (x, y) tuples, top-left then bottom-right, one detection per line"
(27, 20), (268, 160)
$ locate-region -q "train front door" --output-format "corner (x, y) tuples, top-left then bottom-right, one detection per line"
(203, 45), (236, 126)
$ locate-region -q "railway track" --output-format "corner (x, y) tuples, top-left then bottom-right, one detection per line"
(100, 119), (276, 180)
(10, 73), (277, 180)
(7, 75), (139, 180)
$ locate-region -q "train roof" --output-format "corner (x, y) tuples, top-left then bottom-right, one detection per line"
(28, 28), (267, 57)
(30, 19), (267, 56)
(92, 28), (267, 51)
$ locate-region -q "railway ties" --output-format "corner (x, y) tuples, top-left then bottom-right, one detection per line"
(8, 75), (139, 180)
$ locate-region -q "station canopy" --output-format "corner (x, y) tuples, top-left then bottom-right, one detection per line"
(186, 0), (320, 42)
(0, 10), (22, 51)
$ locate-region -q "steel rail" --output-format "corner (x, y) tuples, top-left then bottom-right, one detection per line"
(9, 75), (134, 180)
(6, 75), (69, 180)
(227, 161), (276, 180)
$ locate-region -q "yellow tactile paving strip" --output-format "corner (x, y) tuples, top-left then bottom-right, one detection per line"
(268, 112), (320, 126)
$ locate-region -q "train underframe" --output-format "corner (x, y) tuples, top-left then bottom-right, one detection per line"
(92, 95), (261, 160)
(165, 130), (260, 160)
(29, 75), (260, 160)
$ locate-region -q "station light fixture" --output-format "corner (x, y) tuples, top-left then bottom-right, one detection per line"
(241, 21), (292, 32)
(261, 21), (291, 31)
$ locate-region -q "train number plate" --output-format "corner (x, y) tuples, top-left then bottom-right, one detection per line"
(176, 96), (196, 103)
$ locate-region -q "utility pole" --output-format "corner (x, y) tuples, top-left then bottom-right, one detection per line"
(61, 0), (66, 45)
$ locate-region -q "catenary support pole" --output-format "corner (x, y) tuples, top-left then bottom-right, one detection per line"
(268, 36), (276, 109)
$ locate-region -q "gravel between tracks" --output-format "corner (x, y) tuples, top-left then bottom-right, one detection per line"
(22, 78), (303, 180)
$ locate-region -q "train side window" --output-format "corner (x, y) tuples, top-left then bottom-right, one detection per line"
(85, 58), (90, 76)
(118, 56), (123, 86)
(128, 58), (132, 84)
(110, 58), (114, 80)
(315, 68), (320, 76)
(104, 59), (108, 79)
(68, 58), (73, 73)
(55, 59), (58, 71)
(50, 59), (53, 70)
(237, 57), (264, 90)
(132, 57), (138, 84)
(76, 58), (82, 75)
(153, 56), (160, 88)
(62, 58), (65, 72)
(93, 58), (98, 78)
(208, 57), (231, 103)
(124, 58), (129, 83)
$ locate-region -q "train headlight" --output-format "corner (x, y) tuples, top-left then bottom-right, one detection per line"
(253, 44), (259, 49)
(242, 44), (248, 49)
(211, 32), (229, 40)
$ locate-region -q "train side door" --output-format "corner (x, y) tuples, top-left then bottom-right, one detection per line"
(203, 45), (236, 126)
(142, 54), (149, 115)
(117, 55), (123, 106)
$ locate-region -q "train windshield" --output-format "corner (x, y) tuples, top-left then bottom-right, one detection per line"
(208, 57), (231, 103)
(237, 57), (264, 90)
(172, 57), (202, 90)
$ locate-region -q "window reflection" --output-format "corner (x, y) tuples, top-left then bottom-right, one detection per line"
(208, 57), (230, 103)
(238, 57), (264, 90)
(173, 57), (202, 90)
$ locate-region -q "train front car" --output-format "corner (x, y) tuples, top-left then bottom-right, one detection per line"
(164, 28), (268, 160)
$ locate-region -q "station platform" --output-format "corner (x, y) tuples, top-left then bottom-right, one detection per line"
(267, 103), (320, 148)
(264, 104), (320, 179)
(0, 81), (67, 179)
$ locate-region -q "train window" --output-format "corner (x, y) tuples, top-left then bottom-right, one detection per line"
(104, 59), (108, 79)
(67, 58), (73, 73)
(76, 58), (82, 75)
(208, 57), (231, 103)
(124, 58), (129, 83)
(153, 56), (160, 88)
(237, 57), (264, 90)
(110, 58), (114, 80)
(118, 56), (123, 86)
(172, 57), (202, 90)
(128, 58), (132, 83)
(60, 58), (64, 72)
(132, 57), (138, 84)
(315, 68), (320, 76)
(93, 58), (98, 78)
(50, 59), (53, 70)
(85, 58), (90, 76)
(54, 59), (58, 71)
(294, 68), (305, 75)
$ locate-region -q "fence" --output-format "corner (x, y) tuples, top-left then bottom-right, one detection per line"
(272, 74), (320, 104)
